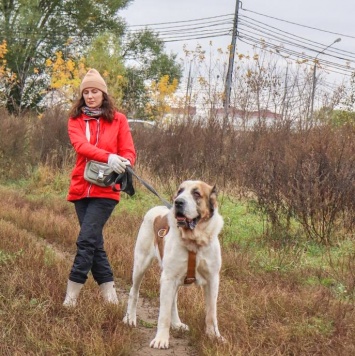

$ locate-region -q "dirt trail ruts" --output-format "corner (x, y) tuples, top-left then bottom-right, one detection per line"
(29, 232), (197, 356)
(117, 289), (197, 356)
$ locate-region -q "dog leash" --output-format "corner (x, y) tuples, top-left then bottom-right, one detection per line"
(126, 166), (172, 209)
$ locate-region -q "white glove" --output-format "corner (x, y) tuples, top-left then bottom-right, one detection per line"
(108, 154), (128, 174)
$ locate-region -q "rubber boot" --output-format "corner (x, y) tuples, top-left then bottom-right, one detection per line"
(63, 280), (84, 307)
(99, 281), (119, 304)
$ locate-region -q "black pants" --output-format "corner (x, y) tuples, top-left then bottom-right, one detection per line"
(69, 198), (118, 285)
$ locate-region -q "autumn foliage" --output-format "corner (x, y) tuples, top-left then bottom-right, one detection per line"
(147, 74), (179, 119)
(0, 41), (17, 104)
(45, 50), (87, 102)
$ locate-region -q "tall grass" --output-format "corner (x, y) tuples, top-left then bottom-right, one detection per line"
(1, 170), (354, 355)
(0, 107), (354, 354)
(1, 108), (354, 244)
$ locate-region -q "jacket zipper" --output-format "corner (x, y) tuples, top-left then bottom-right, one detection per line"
(87, 118), (101, 198)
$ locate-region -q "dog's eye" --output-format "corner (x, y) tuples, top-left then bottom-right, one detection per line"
(193, 191), (201, 199)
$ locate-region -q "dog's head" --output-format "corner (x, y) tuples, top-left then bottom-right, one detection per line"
(173, 180), (218, 230)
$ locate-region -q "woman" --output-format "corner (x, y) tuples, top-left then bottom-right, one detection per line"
(63, 68), (136, 307)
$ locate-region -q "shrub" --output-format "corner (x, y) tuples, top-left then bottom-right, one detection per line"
(133, 119), (355, 244)
(236, 124), (355, 244)
(0, 107), (72, 182)
(1, 108), (354, 244)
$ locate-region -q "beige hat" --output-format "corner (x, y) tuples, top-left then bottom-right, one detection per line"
(80, 68), (108, 95)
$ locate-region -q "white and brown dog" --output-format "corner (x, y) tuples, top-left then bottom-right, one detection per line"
(123, 180), (224, 349)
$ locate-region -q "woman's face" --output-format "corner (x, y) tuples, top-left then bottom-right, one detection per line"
(82, 88), (104, 108)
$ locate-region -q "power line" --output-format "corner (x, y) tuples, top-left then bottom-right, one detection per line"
(123, 8), (355, 82)
(3, 6), (355, 81)
(242, 7), (355, 40)
(126, 13), (234, 27)
(237, 29), (354, 71)
(155, 31), (230, 43)
(237, 36), (353, 77)
(239, 15), (355, 59)
(127, 18), (233, 32)
(135, 24), (232, 38)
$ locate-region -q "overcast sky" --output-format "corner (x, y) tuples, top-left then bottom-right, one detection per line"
(120, 0), (355, 84)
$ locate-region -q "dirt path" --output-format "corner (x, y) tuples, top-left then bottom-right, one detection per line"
(120, 292), (197, 356)
(116, 286), (197, 356)
(29, 232), (197, 356)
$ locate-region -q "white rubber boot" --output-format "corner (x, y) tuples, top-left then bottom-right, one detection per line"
(63, 280), (84, 307)
(99, 281), (119, 304)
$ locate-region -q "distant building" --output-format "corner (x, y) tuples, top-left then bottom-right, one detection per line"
(210, 107), (282, 129)
(170, 106), (197, 118)
(161, 106), (197, 123)
(164, 106), (282, 129)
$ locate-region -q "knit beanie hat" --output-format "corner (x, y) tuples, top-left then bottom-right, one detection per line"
(80, 68), (108, 95)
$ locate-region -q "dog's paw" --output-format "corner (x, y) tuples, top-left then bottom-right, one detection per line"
(150, 333), (170, 349)
(123, 314), (136, 327)
(171, 322), (189, 331)
(206, 326), (226, 340)
(206, 329), (227, 343)
(216, 335), (227, 344)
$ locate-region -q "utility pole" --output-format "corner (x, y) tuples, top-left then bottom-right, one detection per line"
(223, 0), (240, 125)
(309, 37), (341, 120)
(276, 50), (290, 119)
(184, 60), (193, 119)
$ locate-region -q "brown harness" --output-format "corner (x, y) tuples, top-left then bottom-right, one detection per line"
(184, 250), (197, 284)
(153, 215), (196, 285)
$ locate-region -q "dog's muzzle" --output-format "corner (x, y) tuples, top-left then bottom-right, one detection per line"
(174, 198), (200, 230)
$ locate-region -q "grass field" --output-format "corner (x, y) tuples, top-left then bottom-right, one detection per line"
(0, 167), (354, 355)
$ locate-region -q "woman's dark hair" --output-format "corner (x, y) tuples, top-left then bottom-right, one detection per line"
(68, 92), (116, 122)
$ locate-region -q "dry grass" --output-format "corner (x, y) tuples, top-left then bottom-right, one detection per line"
(0, 217), (134, 355)
(1, 179), (354, 356)
(1, 109), (355, 244)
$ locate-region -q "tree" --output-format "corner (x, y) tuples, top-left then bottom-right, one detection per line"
(45, 33), (128, 109)
(44, 49), (87, 107)
(147, 75), (179, 120)
(0, 0), (131, 114)
(44, 30), (182, 119)
(121, 30), (182, 119)
(0, 40), (16, 104)
(83, 33), (127, 107)
(330, 110), (355, 127)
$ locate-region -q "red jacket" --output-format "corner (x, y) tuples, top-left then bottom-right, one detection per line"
(67, 111), (136, 202)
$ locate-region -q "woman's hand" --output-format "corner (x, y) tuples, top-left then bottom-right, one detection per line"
(108, 154), (128, 174)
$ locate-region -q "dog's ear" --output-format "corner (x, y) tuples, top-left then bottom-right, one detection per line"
(209, 185), (218, 215)
(211, 184), (218, 196)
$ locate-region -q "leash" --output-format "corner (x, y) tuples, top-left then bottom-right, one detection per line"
(126, 166), (172, 209)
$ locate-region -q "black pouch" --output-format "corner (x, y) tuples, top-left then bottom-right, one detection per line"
(103, 170), (135, 196)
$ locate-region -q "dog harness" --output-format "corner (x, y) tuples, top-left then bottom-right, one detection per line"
(153, 214), (197, 285)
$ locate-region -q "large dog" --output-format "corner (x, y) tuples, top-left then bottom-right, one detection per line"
(123, 180), (224, 349)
